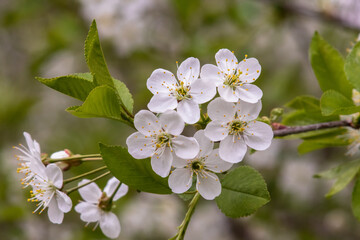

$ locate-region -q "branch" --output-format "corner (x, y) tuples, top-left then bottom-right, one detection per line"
(273, 120), (353, 137)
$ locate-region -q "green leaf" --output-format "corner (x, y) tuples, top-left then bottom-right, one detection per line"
(298, 137), (348, 154)
(113, 78), (133, 114)
(66, 85), (133, 126)
(314, 159), (360, 197)
(345, 42), (360, 93)
(285, 95), (321, 112)
(282, 110), (337, 126)
(310, 32), (353, 98)
(352, 176), (360, 221)
(278, 128), (346, 140)
(84, 20), (113, 87)
(320, 90), (360, 116)
(216, 166), (270, 218)
(36, 73), (95, 101)
(99, 143), (171, 194)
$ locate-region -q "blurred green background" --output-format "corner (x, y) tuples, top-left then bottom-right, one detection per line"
(1, 0), (360, 239)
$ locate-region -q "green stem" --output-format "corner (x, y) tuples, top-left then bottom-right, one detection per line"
(170, 192), (201, 240)
(44, 154), (101, 162)
(109, 182), (122, 202)
(63, 166), (108, 185)
(65, 171), (110, 195)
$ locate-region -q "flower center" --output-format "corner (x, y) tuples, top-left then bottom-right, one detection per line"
(98, 192), (112, 211)
(174, 83), (191, 101)
(229, 120), (247, 135)
(224, 69), (243, 89)
(190, 160), (205, 172)
(156, 132), (171, 148)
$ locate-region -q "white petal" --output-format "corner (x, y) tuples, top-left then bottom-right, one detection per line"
(47, 198), (64, 224)
(159, 110), (185, 135)
(100, 212), (121, 239)
(78, 179), (102, 203)
(126, 132), (154, 159)
(147, 68), (177, 94)
(189, 78), (217, 104)
(236, 100), (262, 121)
(147, 93), (178, 113)
(243, 121), (273, 150)
(76, 202), (101, 222)
(23, 132), (36, 153)
(200, 64), (223, 86)
(168, 168), (193, 194)
(56, 190), (72, 213)
(204, 120), (228, 141)
(204, 149), (233, 173)
(50, 150), (70, 159)
(104, 178), (129, 201)
(207, 97), (236, 121)
(218, 84), (239, 102)
(29, 160), (47, 180)
(172, 136), (199, 159)
(151, 147), (173, 177)
(235, 84), (263, 103)
(172, 155), (189, 167)
(177, 99), (200, 124)
(238, 57), (261, 83)
(215, 49), (238, 75)
(194, 130), (213, 157)
(219, 135), (247, 163)
(177, 57), (200, 85)
(46, 164), (63, 189)
(196, 171), (221, 200)
(134, 110), (162, 136)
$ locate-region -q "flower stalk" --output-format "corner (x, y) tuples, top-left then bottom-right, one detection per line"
(65, 171), (111, 195)
(170, 192), (201, 240)
(63, 166), (108, 185)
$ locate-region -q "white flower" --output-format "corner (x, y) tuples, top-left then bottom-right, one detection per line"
(14, 132), (46, 187)
(200, 49), (263, 103)
(75, 177), (129, 239)
(147, 57), (217, 124)
(168, 130), (232, 200)
(204, 98), (273, 163)
(28, 164), (72, 224)
(126, 110), (199, 177)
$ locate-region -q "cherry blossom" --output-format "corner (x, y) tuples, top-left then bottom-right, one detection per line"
(204, 97), (273, 163)
(200, 49), (262, 103)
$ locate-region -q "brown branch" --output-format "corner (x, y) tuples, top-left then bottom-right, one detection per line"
(273, 120), (353, 137)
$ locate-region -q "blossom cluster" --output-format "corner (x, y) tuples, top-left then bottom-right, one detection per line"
(127, 49), (273, 200)
(14, 132), (127, 239)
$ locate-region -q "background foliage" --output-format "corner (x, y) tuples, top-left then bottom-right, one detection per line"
(1, 0), (360, 239)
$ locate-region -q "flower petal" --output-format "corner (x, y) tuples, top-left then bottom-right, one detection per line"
(204, 120), (228, 141)
(172, 136), (199, 159)
(100, 212), (121, 239)
(147, 94), (178, 113)
(196, 171), (221, 200)
(159, 110), (185, 135)
(189, 78), (217, 104)
(172, 155), (189, 168)
(78, 179), (102, 203)
(151, 147), (173, 177)
(235, 84), (263, 103)
(76, 202), (101, 222)
(218, 85), (239, 102)
(56, 190), (72, 213)
(47, 198), (64, 224)
(215, 49), (238, 75)
(104, 177), (129, 201)
(219, 135), (247, 163)
(243, 121), (273, 150)
(207, 97), (236, 121)
(236, 99), (262, 121)
(134, 110), (162, 136)
(200, 64), (223, 86)
(177, 57), (200, 85)
(205, 149), (233, 173)
(177, 99), (200, 124)
(50, 150), (70, 159)
(126, 132), (154, 159)
(147, 68), (177, 94)
(238, 57), (261, 83)
(46, 164), (63, 188)
(168, 168), (193, 194)
(194, 130), (213, 157)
